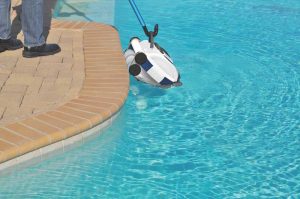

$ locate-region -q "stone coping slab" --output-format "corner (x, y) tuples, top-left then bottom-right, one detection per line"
(0, 20), (129, 166)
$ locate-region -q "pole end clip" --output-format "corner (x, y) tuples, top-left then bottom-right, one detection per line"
(143, 24), (159, 48)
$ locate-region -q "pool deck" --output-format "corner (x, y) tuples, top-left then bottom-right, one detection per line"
(0, 13), (129, 169)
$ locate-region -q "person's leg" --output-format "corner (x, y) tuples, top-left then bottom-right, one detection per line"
(21, 0), (60, 58)
(0, 0), (23, 52)
(0, 0), (11, 40)
(22, 0), (45, 47)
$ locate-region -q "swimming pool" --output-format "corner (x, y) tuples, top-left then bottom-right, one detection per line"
(1, 0), (300, 198)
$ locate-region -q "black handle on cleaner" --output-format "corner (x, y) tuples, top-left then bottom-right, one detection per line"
(128, 0), (159, 48)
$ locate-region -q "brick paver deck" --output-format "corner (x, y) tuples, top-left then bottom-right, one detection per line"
(0, 19), (129, 166)
(0, 29), (84, 125)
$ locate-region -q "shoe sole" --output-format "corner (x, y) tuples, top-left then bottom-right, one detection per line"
(22, 48), (61, 58)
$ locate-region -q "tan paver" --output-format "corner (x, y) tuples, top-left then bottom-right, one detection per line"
(0, 18), (129, 165)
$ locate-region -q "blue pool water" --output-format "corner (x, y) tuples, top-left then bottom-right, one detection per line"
(1, 0), (300, 198)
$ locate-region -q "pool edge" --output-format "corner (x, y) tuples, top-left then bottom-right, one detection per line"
(0, 113), (120, 172)
(0, 20), (129, 171)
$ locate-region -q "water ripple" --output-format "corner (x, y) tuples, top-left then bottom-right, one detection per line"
(0, 0), (299, 198)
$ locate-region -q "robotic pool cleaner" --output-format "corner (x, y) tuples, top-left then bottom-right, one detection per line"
(124, 0), (182, 88)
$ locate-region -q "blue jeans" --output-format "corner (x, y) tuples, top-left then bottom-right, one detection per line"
(0, 0), (45, 47)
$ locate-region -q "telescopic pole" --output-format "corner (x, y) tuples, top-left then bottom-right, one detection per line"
(128, 0), (159, 47)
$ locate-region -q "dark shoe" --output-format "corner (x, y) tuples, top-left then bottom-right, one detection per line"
(23, 43), (61, 58)
(0, 38), (23, 52)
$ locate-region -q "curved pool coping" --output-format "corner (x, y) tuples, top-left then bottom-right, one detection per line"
(0, 20), (129, 171)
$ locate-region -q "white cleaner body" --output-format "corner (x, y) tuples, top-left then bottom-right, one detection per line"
(124, 38), (181, 88)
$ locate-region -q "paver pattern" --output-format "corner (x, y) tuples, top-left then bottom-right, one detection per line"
(0, 9), (129, 164)
(0, 29), (84, 125)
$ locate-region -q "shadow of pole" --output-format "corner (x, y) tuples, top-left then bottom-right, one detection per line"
(58, 0), (93, 22)
(11, 5), (22, 39)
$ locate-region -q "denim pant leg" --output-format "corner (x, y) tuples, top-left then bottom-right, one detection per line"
(22, 0), (45, 47)
(0, 0), (11, 39)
